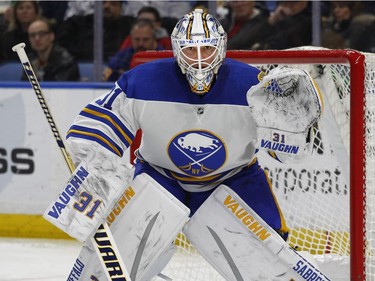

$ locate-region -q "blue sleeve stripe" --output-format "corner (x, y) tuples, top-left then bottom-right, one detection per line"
(80, 104), (134, 147)
(106, 87), (123, 108)
(66, 125), (124, 157)
(80, 110), (132, 148)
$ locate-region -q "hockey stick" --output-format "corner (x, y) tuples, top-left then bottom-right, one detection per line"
(12, 43), (131, 281)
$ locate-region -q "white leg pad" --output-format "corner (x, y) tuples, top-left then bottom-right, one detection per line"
(183, 185), (331, 281)
(67, 173), (190, 281)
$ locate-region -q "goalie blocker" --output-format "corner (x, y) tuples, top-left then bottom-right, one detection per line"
(247, 66), (323, 163)
(184, 185), (331, 281)
(43, 147), (134, 242)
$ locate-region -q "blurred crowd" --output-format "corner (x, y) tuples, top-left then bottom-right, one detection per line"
(0, 0), (374, 82)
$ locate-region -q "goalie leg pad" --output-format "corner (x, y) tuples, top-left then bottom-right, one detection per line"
(183, 185), (331, 281)
(72, 172), (190, 281)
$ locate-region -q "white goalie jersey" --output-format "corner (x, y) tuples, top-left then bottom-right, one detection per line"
(66, 58), (263, 192)
(66, 60), (322, 190)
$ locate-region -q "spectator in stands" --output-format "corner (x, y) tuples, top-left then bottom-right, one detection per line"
(220, 1), (269, 50)
(321, 1), (374, 52)
(321, 1), (361, 49)
(251, 0), (312, 50)
(63, 0), (95, 20)
(123, 1), (192, 20)
(349, 13), (375, 53)
(0, 2), (12, 37)
(23, 17), (80, 81)
(0, 1), (40, 61)
(39, 1), (68, 27)
(122, 1), (192, 34)
(56, 1), (134, 62)
(120, 6), (171, 50)
(255, 1), (278, 15)
(102, 19), (164, 82)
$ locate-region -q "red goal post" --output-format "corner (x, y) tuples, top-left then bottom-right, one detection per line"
(129, 48), (370, 280)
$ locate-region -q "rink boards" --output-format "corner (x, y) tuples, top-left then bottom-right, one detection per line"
(0, 83), (112, 238)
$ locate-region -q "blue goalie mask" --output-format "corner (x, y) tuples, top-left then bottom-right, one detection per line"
(171, 9), (227, 95)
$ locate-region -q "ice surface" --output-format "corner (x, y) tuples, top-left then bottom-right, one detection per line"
(0, 238), (81, 281)
(0, 237), (349, 281)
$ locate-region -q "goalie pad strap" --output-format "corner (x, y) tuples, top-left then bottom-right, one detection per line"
(183, 185), (331, 281)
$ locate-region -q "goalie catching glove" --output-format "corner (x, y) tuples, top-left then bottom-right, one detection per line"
(247, 66), (323, 163)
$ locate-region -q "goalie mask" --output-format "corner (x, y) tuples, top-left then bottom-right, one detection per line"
(171, 9), (227, 95)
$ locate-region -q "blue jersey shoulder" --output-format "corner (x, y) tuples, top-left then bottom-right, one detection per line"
(211, 59), (261, 105)
(117, 57), (261, 105)
(117, 58), (185, 100)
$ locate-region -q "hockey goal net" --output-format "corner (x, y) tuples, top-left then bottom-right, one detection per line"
(129, 47), (375, 281)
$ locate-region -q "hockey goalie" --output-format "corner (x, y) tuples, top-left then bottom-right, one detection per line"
(45, 8), (328, 281)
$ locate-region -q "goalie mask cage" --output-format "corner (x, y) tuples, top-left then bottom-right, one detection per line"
(129, 47), (375, 281)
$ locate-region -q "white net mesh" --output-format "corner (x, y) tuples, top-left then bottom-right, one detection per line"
(364, 52), (375, 279)
(140, 48), (375, 281)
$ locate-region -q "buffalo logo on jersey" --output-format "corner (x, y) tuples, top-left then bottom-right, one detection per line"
(168, 130), (226, 177)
